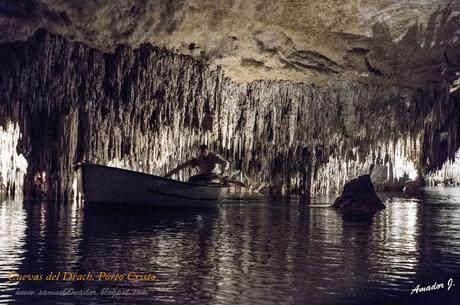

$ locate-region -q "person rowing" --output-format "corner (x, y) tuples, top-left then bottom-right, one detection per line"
(165, 144), (229, 184)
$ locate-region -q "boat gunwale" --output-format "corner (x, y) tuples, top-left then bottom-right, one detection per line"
(146, 189), (220, 201)
(76, 162), (230, 188)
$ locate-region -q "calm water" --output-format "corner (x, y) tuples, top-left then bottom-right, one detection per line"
(1, 188), (460, 305)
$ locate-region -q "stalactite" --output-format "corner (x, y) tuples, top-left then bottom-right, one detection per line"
(0, 122), (28, 196)
(426, 148), (460, 186)
(0, 29), (458, 200)
(311, 137), (420, 194)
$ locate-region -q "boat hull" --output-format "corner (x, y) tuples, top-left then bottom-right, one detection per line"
(76, 163), (229, 208)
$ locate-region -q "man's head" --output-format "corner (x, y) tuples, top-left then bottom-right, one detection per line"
(199, 144), (209, 157)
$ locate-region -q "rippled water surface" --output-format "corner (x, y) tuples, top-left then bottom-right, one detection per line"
(1, 187), (460, 305)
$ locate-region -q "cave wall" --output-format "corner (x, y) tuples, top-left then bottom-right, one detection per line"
(1, 0), (459, 85)
(0, 30), (458, 200)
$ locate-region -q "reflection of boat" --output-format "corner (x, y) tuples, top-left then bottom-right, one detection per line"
(76, 163), (230, 208)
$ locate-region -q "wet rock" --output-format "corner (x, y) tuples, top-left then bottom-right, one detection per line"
(369, 162), (391, 186)
(403, 180), (422, 196)
(376, 180), (406, 192)
(370, 162), (409, 192)
(332, 175), (385, 215)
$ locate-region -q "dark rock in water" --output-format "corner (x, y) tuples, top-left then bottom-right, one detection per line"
(403, 180), (422, 196)
(332, 175), (385, 215)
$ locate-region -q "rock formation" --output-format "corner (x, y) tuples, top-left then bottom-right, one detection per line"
(0, 30), (459, 200)
(403, 180), (423, 196)
(0, 1), (459, 85)
(332, 174), (385, 215)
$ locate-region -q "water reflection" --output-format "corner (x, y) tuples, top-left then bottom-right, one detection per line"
(0, 189), (459, 304)
(0, 200), (26, 304)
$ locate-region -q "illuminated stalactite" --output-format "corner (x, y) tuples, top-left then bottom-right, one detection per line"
(0, 29), (458, 200)
(421, 90), (460, 171)
(312, 137), (420, 194)
(427, 149), (460, 186)
(0, 123), (28, 196)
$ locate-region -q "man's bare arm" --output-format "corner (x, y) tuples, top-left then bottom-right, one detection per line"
(215, 154), (229, 174)
(165, 159), (195, 177)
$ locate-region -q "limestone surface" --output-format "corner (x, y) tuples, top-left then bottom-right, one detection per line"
(0, 0), (459, 85)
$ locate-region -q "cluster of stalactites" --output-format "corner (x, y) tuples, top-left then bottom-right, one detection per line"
(311, 136), (420, 194)
(426, 148), (460, 186)
(0, 122), (28, 197)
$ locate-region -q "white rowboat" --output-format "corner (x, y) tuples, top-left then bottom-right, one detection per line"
(76, 163), (230, 208)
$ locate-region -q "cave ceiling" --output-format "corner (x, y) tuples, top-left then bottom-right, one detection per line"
(1, 0), (460, 86)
